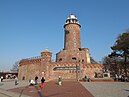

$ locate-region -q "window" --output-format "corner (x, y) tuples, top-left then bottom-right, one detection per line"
(59, 58), (62, 61)
(79, 48), (82, 51)
(72, 57), (76, 60)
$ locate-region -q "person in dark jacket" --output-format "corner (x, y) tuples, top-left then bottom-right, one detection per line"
(35, 76), (38, 85)
(41, 77), (45, 89)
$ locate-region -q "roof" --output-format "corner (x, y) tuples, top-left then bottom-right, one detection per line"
(67, 14), (77, 20)
(42, 48), (52, 53)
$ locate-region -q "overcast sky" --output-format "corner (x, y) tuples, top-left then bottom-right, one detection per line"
(0, 0), (129, 71)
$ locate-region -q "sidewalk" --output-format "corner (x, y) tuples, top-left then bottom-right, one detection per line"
(2, 79), (129, 97)
(81, 82), (129, 97)
(0, 88), (30, 97)
(0, 79), (29, 90)
(0, 79), (31, 97)
(9, 81), (94, 97)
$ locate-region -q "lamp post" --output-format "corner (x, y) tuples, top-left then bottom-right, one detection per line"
(77, 52), (83, 81)
(76, 60), (80, 81)
(76, 63), (78, 81)
(42, 72), (45, 77)
(76, 52), (82, 81)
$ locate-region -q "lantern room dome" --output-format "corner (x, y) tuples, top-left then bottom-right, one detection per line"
(67, 14), (77, 19)
(64, 14), (81, 28)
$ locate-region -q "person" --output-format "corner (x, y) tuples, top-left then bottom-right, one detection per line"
(22, 76), (25, 80)
(15, 77), (18, 85)
(115, 74), (118, 81)
(30, 79), (35, 85)
(87, 76), (90, 82)
(41, 77), (45, 89)
(58, 76), (62, 85)
(84, 76), (87, 81)
(121, 75), (125, 82)
(118, 74), (122, 82)
(35, 76), (38, 85)
(1, 76), (3, 82)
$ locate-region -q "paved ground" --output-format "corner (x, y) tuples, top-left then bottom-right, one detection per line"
(0, 79), (129, 97)
(81, 82), (129, 97)
(9, 81), (93, 97)
(0, 80), (30, 97)
(0, 79), (29, 90)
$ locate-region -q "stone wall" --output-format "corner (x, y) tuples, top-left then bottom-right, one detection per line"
(56, 48), (90, 63)
(82, 64), (104, 78)
(19, 60), (103, 81)
(18, 58), (41, 80)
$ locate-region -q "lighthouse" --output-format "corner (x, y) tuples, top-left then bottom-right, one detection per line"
(18, 14), (104, 81)
(64, 14), (81, 50)
(56, 14), (91, 64)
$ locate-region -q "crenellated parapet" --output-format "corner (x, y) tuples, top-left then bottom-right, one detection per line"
(19, 57), (41, 66)
(83, 64), (104, 69)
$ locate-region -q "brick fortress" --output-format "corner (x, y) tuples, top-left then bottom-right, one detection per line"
(18, 14), (103, 81)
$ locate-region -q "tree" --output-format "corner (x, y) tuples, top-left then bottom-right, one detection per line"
(11, 61), (20, 73)
(102, 56), (112, 71)
(111, 31), (129, 76)
(90, 57), (98, 64)
(106, 53), (124, 75)
(102, 56), (119, 75)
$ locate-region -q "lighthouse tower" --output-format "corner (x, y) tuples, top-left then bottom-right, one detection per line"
(56, 14), (90, 64)
(64, 14), (81, 50)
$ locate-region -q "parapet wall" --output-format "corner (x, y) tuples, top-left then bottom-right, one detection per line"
(18, 59), (103, 81)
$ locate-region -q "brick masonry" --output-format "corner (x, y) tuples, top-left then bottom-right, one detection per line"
(18, 14), (103, 81)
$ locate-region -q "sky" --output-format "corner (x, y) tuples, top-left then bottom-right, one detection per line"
(0, 0), (129, 71)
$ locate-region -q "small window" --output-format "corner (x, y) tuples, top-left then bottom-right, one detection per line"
(59, 58), (62, 61)
(79, 48), (81, 51)
(72, 57), (76, 60)
(82, 59), (84, 62)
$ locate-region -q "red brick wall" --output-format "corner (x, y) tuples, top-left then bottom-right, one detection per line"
(64, 24), (81, 50)
(56, 48), (90, 63)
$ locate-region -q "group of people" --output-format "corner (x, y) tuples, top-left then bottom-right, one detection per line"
(29, 76), (62, 87)
(29, 76), (45, 89)
(115, 74), (127, 82)
(0, 75), (18, 85)
(83, 76), (90, 82)
(1, 75), (62, 89)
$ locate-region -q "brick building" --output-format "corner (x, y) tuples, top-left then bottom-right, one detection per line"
(18, 14), (103, 81)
